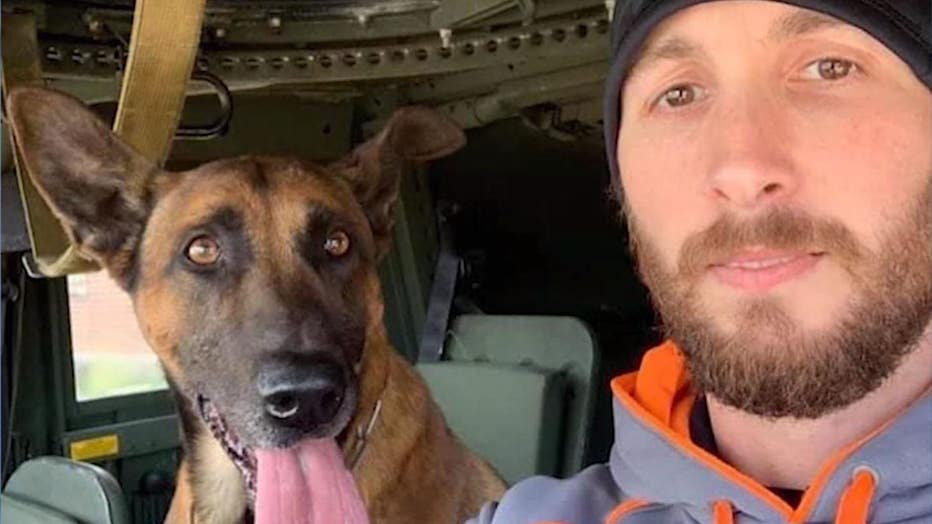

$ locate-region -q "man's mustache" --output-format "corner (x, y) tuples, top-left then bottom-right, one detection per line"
(676, 209), (865, 280)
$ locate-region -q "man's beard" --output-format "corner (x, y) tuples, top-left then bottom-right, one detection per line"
(625, 185), (931, 419)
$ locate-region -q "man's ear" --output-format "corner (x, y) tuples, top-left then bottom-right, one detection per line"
(6, 87), (158, 287)
(330, 106), (465, 259)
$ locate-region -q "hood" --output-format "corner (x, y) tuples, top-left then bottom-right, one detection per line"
(607, 342), (932, 523)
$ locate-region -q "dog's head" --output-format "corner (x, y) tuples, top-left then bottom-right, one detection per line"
(7, 87), (463, 457)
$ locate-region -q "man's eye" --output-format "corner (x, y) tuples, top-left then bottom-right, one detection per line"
(802, 58), (857, 81)
(655, 84), (705, 109)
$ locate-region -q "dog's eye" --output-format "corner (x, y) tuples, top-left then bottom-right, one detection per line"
(186, 235), (222, 266)
(324, 230), (350, 257)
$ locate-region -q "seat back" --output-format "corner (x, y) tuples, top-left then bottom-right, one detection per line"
(2, 456), (130, 524)
(445, 315), (599, 478)
(417, 361), (567, 484)
(0, 495), (77, 524)
(419, 314), (599, 482)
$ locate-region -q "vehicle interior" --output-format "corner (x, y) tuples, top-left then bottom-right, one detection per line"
(0, 1), (663, 522)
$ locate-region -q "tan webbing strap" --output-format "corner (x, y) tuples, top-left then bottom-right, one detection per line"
(2, 1), (207, 277)
(1, 13), (98, 275)
(114, 0), (207, 162)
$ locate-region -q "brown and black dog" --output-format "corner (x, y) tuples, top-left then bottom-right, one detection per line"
(6, 87), (505, 523)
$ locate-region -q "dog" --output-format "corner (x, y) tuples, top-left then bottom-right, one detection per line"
(6, 87), (506, 523)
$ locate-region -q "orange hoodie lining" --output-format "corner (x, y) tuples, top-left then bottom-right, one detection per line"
(604, 499), (650, 524)
(613, 342), (932, 523)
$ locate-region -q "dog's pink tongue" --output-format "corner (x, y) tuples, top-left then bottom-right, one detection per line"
(255, 438), (369, 524)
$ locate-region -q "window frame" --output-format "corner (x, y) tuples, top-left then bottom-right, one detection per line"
(53, 277), (175, 430)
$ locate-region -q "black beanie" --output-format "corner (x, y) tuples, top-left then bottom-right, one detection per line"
(603, 0), (932, 195)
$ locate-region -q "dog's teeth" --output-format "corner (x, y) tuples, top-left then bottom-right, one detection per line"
(353, 362), (363, 374)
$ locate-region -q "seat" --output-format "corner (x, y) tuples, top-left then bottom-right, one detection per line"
(0, 497), (75, 524)
(418, 314), (599, 484)
(2, 456), (130, 524)
(417, 360), (567, 484)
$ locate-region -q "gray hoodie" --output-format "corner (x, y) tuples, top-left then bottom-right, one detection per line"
(467, 342), (932, 523)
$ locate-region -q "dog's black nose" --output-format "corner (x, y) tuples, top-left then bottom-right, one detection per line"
(257, 355), (346, 429)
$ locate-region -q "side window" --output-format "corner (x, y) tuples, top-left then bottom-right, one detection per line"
(68, 273), (167, 401)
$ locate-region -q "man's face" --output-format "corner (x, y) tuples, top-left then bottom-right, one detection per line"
(617, 1), (932, 418)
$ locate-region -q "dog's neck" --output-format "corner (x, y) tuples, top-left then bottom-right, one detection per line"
(344, 396), (383, 470)
(341, 324), (392, 467)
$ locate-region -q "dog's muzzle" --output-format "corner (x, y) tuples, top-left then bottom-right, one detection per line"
(197, 395), (258, 504)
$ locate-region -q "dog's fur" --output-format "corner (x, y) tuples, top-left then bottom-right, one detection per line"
(7, 87), (505, 523)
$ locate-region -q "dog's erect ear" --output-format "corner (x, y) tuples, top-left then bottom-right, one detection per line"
(330, 107), (465, 258)
(6, 87), (158, 287)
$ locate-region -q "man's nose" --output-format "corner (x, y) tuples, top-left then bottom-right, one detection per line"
(705, 94), (800, 210)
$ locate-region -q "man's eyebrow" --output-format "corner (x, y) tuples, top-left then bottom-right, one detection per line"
(627, 37), (704, 81)
(625, 10), (847, 81)
(769, 10), (845, 41)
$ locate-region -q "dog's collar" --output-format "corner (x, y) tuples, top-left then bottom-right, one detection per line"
(345, 397), (382, 470)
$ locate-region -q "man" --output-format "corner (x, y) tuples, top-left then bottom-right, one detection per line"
(468, 1), (930, 523)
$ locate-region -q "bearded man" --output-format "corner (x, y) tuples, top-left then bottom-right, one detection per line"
(468, 1), (931, 522)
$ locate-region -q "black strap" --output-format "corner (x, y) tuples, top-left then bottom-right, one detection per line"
(418, 205), (460, 363)
(1, 271), (22, 484)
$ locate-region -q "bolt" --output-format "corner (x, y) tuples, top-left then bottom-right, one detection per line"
(71, 49), (89, 64)
(439, 28), (452, 48)
(87, 18), (104, 36)
(45, 47), (63, 62)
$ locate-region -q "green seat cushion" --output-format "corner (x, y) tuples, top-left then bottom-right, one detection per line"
(3, 457), (130, 524)
(446, 315), (599, 477)
(417, 361), (567, 485)
(0, 494), (77, 524)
